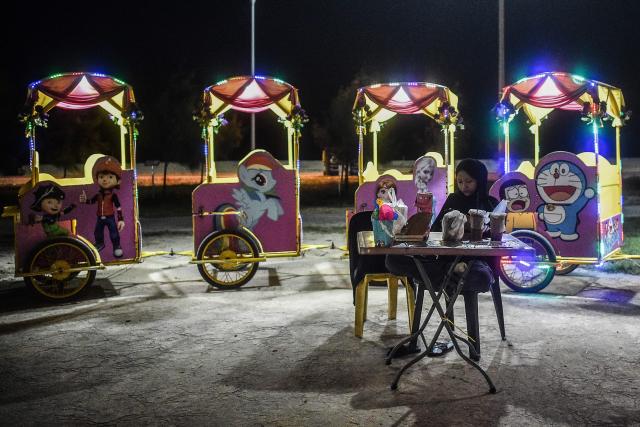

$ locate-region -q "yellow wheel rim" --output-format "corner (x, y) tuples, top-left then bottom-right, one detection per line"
(28, 241), (94, 300)
(198, 232), (259, 288)
(50, 260), (72, 281)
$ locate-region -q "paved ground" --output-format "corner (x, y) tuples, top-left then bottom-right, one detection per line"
(0, 208), (639, 426)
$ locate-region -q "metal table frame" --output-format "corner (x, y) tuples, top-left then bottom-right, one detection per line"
(357, 231), (535, 392)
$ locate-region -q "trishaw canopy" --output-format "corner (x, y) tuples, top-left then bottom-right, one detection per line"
(353, 82), (459, 127)
(25, 72), (137, 116)
(500, 72), (626, 127)
(198, 76), (305, 181)
(353, 82), (460, 191)
(203, 76), (300, 119)
(22, 72), (140, 176)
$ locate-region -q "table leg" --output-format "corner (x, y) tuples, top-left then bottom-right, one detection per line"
(385, 278), (426, 362)
(390, 259), (497, 394)
(385, 256), (457, 363)
(489, 257), (506, 340)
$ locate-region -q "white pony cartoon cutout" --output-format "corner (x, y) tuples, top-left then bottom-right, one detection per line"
(232, 155), (284, 229)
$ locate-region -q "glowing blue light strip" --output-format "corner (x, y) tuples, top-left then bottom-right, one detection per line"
(593, 121), (605, 260)
(503, 122), (509, 174)
(28, 123), (35, 170)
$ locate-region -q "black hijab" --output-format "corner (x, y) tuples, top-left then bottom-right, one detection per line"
(431, 158), (498, 231)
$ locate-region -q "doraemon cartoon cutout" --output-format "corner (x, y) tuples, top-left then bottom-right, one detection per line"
(231, 155), (284, 229)
(536, 161), (594, 241)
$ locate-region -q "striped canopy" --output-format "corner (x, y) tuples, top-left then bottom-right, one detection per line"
(353, 82), (459, 125)
(500, 72), (626, 126)
(25, 72), (136, 115)
(202, 76), (300, 119)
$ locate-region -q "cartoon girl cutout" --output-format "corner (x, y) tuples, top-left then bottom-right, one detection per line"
(80, 156), (125, 257)
(413, 155), (437, 222)
(30, 183), (76, 237)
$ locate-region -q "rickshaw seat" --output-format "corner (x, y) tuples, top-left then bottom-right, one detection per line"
(348, 210), (415, 338)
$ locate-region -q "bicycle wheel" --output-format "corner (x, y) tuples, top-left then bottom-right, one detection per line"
(24, 237), (97, 301)
(499, 230), (556, 293)
(196, 229), (260, 289)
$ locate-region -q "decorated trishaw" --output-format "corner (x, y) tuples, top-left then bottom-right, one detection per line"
(191, 76), (308, 289)
(2, 72), (143, 300)
(351, 82), (463, 221)
(490, 71), (637, 292)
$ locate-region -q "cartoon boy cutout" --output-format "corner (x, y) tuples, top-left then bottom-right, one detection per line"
(499, 178), (536, 232)
(30, 183), (76, 237)
(80, 156), (125, 257)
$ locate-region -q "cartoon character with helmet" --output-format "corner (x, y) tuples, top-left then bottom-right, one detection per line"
(80, 156), (125, 257)
(29, 183), (76, 237)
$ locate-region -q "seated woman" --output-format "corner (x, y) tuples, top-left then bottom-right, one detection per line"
(385, 158), (498, 355)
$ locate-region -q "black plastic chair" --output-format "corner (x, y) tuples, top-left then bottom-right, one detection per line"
(448, 260), (506, 360)
(347, 211), (415, 338)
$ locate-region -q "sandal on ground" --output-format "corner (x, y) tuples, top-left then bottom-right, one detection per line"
(427, 341), (454, 357)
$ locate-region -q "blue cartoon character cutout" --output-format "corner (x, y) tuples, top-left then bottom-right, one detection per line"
(536, 161), (595, 241)
(231, 155), (284, 229)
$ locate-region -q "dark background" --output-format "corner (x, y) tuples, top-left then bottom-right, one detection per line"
(2, 0), (639, 172)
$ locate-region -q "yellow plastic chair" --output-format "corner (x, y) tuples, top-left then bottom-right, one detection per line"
(354, 273), (415, 338)
(348, 211), (416, 338)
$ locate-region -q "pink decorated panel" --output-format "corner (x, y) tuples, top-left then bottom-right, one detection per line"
(354, 166), (448, 219)
(16, 171), (138, 270)
(600, 214), (623, 257)
(490, 152), (599, 258)
(192, 151), (297, 254)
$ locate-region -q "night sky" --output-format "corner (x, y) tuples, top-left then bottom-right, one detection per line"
(3, 0), (640, 172)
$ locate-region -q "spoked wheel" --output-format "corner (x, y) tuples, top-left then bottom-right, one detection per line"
(555, 263), (579, 275)
(499, 230), (557, 293)
(196, 229), (260, 289)
(24, 237), (97, 301)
